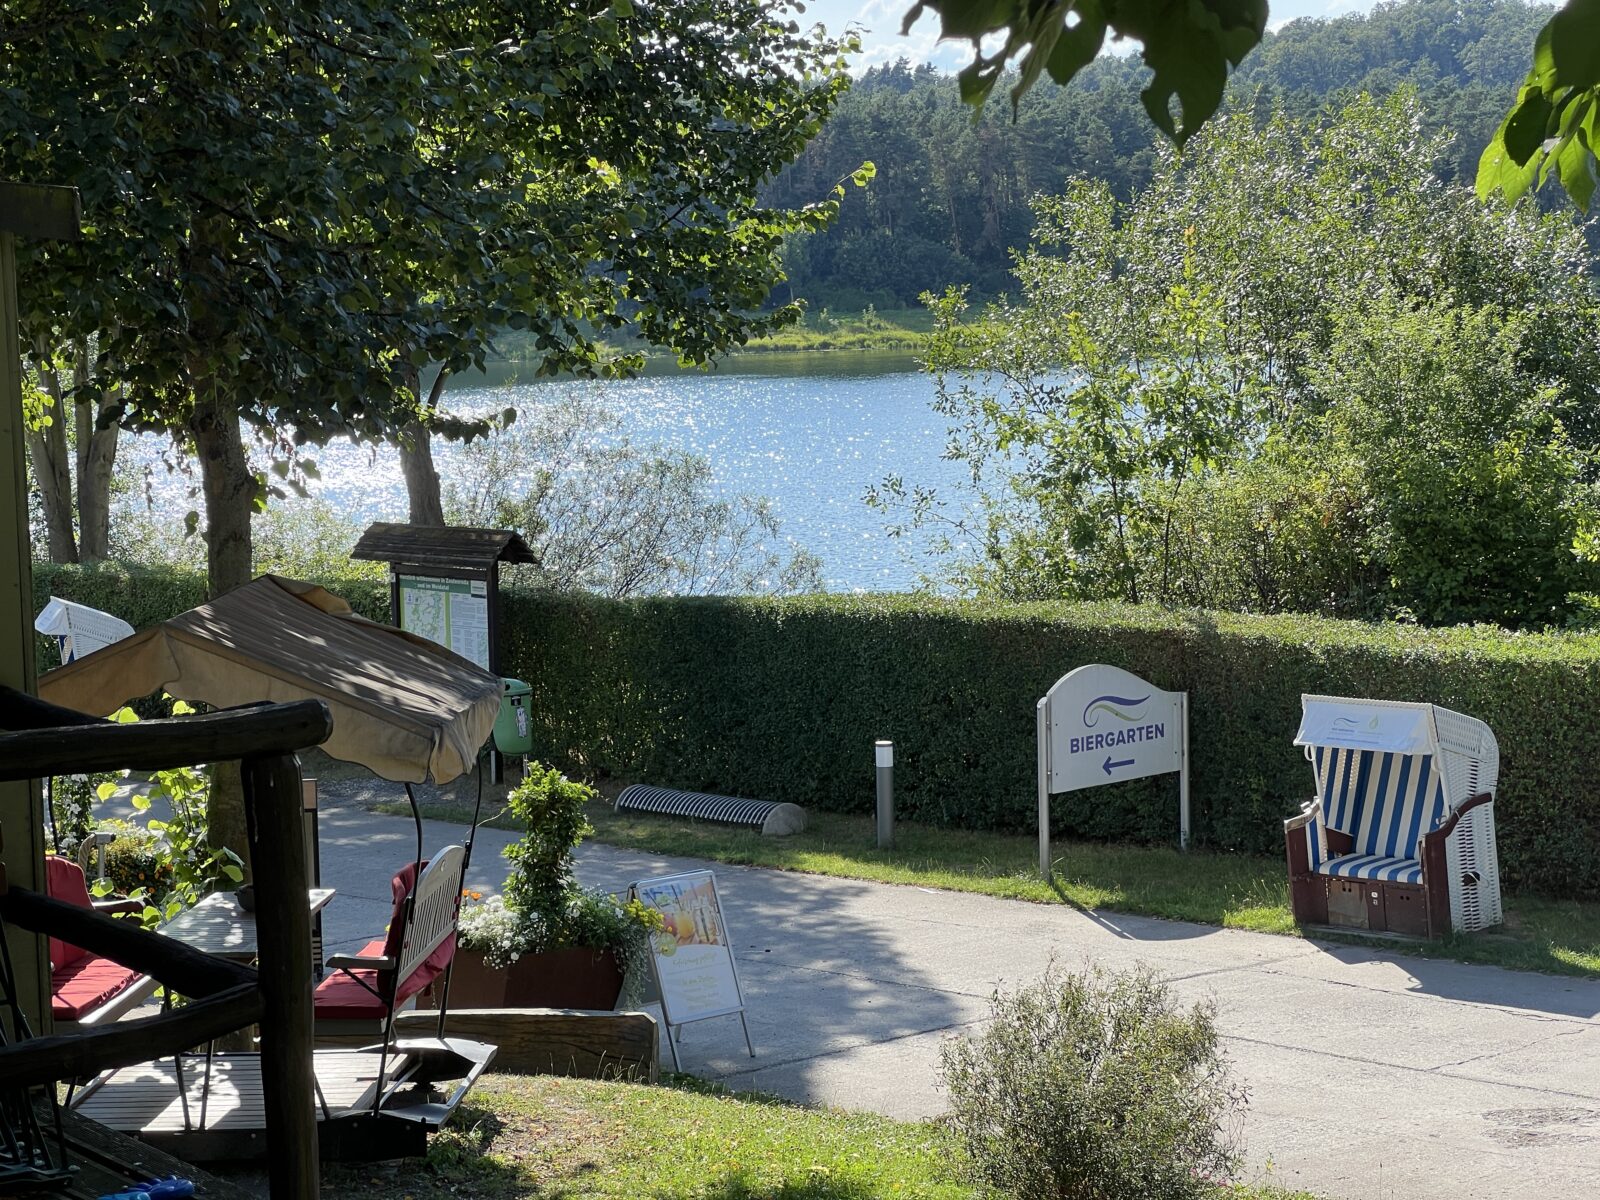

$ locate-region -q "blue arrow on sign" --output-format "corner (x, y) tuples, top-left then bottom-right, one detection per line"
(1103, 755), (1134, 776)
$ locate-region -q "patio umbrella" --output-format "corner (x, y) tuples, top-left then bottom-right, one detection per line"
(36, 574), (501, 783)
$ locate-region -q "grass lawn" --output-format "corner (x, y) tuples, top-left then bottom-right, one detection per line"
(322, 1074), (1314, 1200)
(387, 791), (1600, 980)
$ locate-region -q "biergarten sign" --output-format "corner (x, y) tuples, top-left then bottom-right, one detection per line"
(1036, 664), (1190, 879)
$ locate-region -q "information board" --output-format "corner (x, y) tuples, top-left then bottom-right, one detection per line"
(1037, 664), (1190, 878)
(630, 870), (753, 1067)
(397, 574), (490, 670)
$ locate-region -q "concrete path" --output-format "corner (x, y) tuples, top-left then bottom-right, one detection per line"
(304, 798), (1600, 1200)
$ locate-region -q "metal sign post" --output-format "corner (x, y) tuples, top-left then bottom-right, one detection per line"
(1036, 664), (1191, 880)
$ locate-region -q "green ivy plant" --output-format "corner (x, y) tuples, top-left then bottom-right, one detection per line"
(89, 697), (244, 926)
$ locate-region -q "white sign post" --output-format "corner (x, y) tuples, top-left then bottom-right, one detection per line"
(630, 869), (753, 1071)
(1037, 664), (1190, 880)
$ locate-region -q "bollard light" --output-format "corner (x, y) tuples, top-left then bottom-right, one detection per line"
(875, 739), (894, 850)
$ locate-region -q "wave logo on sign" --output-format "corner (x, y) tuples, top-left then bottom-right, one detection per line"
(1082, 694), (1150, 727)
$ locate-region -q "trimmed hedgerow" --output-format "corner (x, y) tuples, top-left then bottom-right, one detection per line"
(499, 591), (1600, 897)
(35, 562), (1600, 896)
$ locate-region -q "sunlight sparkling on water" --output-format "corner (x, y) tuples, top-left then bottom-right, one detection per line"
(126, 354), (969, 592)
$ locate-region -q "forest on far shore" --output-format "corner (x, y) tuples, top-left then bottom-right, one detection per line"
(765, 0), (1553, 311)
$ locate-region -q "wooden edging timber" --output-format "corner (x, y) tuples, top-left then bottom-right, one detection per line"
(395, 1007), (659, 1084)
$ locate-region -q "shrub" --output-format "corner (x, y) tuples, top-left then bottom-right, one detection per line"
(500, 589), (1600, 896)
(459, 763), (662, 987)
(48, 772), (113, 852)
(102, 828), (173, 900)
(940, 965), (1243, 1200)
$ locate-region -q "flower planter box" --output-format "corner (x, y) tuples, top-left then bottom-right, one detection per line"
(446, 946), (625, 1010)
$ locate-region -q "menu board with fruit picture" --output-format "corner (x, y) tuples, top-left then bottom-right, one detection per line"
(631, 870), (750, 1042)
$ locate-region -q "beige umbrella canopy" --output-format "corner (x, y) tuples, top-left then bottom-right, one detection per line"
(37, 575), (501, 784)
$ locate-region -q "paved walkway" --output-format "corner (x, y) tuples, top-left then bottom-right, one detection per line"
(303, 798), (1600, 1200)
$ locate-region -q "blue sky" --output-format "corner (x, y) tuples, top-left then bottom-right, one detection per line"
(805, 0), (1384, 72)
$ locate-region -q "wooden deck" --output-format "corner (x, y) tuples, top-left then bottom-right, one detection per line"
(74, 1050), (382, 1134)
(68, 1039), (495, 1163)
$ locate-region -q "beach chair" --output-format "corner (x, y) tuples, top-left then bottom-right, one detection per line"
(1284, 695), (1502, 938)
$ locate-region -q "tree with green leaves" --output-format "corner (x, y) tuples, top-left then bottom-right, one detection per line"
(1, 0), (857, 862)
(0, 0), (861, 585)
(770, 0), (1544, 313)
(880, 94), (1600, 626)
(371, 1), (870, 525)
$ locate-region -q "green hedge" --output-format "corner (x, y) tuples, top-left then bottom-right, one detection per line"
(500, 591), (1600, 897)
(34, 562), (1600, 896)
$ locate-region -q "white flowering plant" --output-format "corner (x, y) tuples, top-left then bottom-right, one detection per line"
(455, 764), (664, 991)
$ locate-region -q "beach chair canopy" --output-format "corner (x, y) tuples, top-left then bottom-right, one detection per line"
(36, 574), (500, 784)
(35, 597), (135, 664)
(1295, 695), (1498, 806)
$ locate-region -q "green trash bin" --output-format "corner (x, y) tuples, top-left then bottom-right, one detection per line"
(494, 677), (534, 756)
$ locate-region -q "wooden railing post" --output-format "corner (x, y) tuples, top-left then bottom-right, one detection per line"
(242, 751), (318, 1198)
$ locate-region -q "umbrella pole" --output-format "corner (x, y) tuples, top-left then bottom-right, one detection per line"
(405, 782), (423, 873)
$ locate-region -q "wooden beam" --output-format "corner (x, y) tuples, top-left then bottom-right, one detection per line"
(0, 985), (260, 1086)
(0, 695), (333, 780)
(394, 1008), (659, 1083)
(243, 750), (320, 1199)
(0, 182), (82, 241)
(0, 224), (48, 1029)
(0, 887), (257, 998)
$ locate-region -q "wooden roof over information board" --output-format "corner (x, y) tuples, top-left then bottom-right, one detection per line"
(350, 522), (538, 571)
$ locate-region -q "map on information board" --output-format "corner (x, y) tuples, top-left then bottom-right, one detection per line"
(397, 575), (491, 670)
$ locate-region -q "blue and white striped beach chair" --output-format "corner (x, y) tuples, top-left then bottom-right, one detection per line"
(1284, 696), (1502, 937)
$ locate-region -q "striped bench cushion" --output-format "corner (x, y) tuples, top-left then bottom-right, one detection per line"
(1314, 747), (1445, 861)
(1318, 853), (1422, 885)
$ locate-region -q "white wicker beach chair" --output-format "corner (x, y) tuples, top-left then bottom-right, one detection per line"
(1283, 695), (1502, 937)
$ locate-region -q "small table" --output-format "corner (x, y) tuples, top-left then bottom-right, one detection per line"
(160, 888), (336, 963)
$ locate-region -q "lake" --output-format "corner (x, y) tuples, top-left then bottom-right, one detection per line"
(129, 351), (972, 593)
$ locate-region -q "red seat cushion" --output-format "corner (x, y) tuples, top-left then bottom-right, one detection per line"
(312, 861), (457, 1021)
(44, 855), (93, 971)
(52, 953), (144, 1021)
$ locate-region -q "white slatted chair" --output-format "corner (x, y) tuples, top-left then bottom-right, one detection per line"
(313, 846), (465, 1053)
(1285, 696), (1502, 938)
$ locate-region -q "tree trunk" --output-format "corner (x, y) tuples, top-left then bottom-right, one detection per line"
(189, 384), (255, 871)
(74, 338), (118, 562)
(398, 365), (447, 525)
(400, 421), (445, 525)
(189, 387), (255, 598)
(27, 343), (78, 563)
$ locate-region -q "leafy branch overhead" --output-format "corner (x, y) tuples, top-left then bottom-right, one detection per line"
(901, 0), (1266, 140)
(1478, 0), (1600, 208)
(909, 0), (1600, 208)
